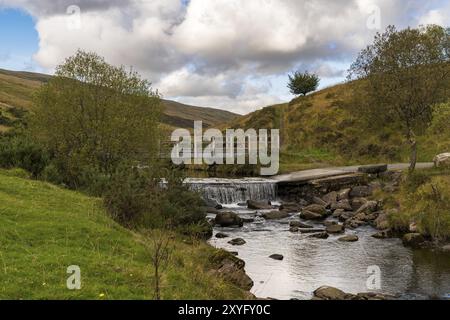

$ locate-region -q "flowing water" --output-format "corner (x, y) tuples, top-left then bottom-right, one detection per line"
(189, 178), (450, 300)
(186, 178), (277, 204)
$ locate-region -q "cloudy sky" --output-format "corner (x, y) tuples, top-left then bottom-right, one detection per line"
(0, 0), (449, 114)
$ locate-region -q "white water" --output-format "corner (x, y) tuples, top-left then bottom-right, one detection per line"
(185, 178), (277, 204)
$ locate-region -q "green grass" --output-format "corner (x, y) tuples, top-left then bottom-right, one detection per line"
(372, 167), (450, 241)
(0, 168), (250, 299)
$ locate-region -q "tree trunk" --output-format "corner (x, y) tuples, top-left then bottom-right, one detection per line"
(408, 132), (417, 172)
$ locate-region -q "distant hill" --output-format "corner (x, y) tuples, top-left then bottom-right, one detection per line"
(0, 68), (238, 131)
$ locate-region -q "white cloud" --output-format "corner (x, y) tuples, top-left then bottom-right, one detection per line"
(1, 0), (448, 114)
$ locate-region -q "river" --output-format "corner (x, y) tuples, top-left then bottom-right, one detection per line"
(188, 178), (450, 300)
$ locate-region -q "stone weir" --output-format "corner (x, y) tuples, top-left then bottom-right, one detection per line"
(275, 173), (368, 203)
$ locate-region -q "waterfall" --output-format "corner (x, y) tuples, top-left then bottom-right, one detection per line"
(185, 178), (278, 204)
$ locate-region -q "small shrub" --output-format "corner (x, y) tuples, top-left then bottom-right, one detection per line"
(0, 135), (48, 177)
(103, 164), (207, 233)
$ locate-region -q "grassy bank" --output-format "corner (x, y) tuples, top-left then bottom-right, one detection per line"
(377, 168), (450, 241)
(0, 169), (249, 299)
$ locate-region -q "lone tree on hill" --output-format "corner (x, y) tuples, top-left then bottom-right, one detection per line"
(348, 25), (450, 171)
(287, 70), (320, 96)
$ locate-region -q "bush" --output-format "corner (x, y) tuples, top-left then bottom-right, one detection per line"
(103, 164), (207, 234)
(0, 135), (48, 177)
(403, 176), (450, 241)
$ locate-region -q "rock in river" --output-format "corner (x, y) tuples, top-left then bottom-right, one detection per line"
(331, 199), (353, 211)
(269, 254), (284, 261)
(228, 238), (246, 246)
(338, 235), (359, 242)
(313, 286), (347, 300)
(326, 224), (345, 234)
(215, 232), (229, 239)
(262, 210), (290, 220)
(290, 221), (313, 228)
(215, 212), (243, 227)
(303, 204), (327, 216)
(300, 210), (323, 220)
(247, 200), (273, 210)
(308, 232), (329, 239)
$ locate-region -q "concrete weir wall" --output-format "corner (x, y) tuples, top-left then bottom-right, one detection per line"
(277, 173), (368, 202)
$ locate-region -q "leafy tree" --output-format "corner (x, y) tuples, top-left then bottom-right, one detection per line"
(31, 50), (162, 188)
(349, 25), (450, 171)
(287, 71), (320, 96)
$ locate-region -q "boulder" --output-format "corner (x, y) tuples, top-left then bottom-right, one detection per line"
(214, 256), (253, 290)
(355, 201), (379, 214)
(290, 221), (313, 228)
(358, 164), (388, 174)
(441, 244), (450, 253)
(247, 200), (273, 210)
(331, 199), (353, 211)
(323, 221), (337, 227)
(204, 198), (223, 209)
(300, 210), (323, 220)
(303, 204), (327, 216)
(262, 210), (290, 220)
(279, 202), (303, 213)
(228, 238), (246, 246)
(337, 188), (351, 201)
(322, 191), (338, 205)
(372, 230), (394, 239)
(215, 232), (229, 239)
(308, 232), (329, 239)
(269, 254), (284, 261)
(402, 233), (425, 248)
(350, 197), (368, 211)
(326, 224), (345, 234)
(332, 209), (345, 218)
(313, 286), (347, 300)
(289, 227), (299, 233)
(350, 186), (373, 198)
(338, 235), (359, 242)
(339, 211), (355, 222)
(346, 220), (367, 229)
(215, 212), (243, 227)
(313, 197), (328, 207)
(433, 153), (450, 168)
(374, 212), (390, 230)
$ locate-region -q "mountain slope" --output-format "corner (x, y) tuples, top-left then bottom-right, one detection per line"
(226, 81), (449, 172)
(0, 69), (238, 130)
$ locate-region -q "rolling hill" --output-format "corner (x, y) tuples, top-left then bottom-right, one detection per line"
(0, 68), (238, 131)
(225, 81), (449, 172)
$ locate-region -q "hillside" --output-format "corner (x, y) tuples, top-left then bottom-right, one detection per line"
(0, 69), (238, 131)
(0, 168), (250, 299)
(227, 81), (449, 173)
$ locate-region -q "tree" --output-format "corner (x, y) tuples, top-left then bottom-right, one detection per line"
(147, 230), (172, 300)
(348, 25), (450, 171)
(287, 71), (320, 96)
(31, 50), (162, 188)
